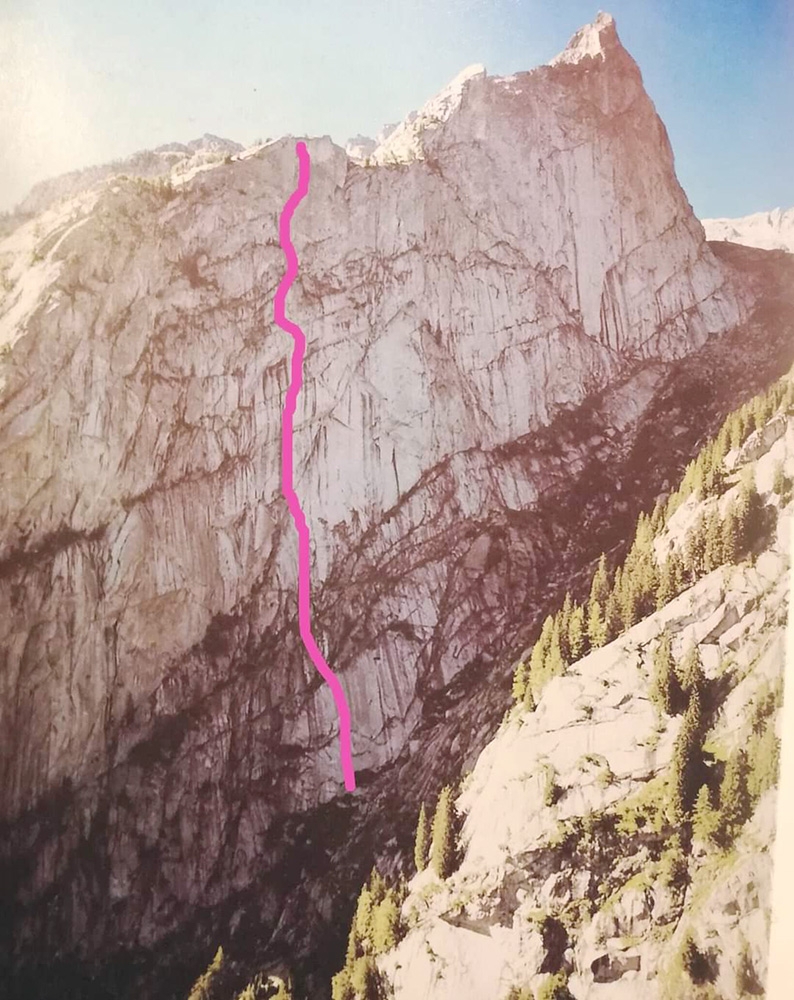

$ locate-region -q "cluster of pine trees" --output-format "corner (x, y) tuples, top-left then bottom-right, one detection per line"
(413, 785), (460, 878)
(326, 377), (791, 998)
(186, 947), (227, 1000)
(663, 643), (707, 825)
(690, 682), (782, 849)
(330, 787), (460, 995)
(331, 870), (406, 1000)
(185, 947), (293, 1000)
(511, 374), (793, 712)
(649, 631), (782, 851)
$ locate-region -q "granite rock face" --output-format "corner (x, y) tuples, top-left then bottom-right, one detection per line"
(0, 12), (764, 988)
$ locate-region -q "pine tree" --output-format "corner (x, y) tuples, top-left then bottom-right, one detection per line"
(683, 518), (707, 581)
(669, 727), (689, 826)
(703, 511), (724, 572)
(655, 555), (675, 610)
(722, 498), (741, 565)
(187, 947), (225, 1000)
(772, 461), (791, 501)
(558, 593), (573, 660)
(430, 786), (458, 879)
(413, 803), (430, 873)
(658, 833), (688, 888)
(713, 423), (730, 468)
(345, 921), (360, 966)
(719, 749), (751, 842)
(751, 393), (770, 432)
(350, 956), (379, 1000)
(369, 868), (386, 906)
(698, 447), (714, 500)
(567, 604), (586, 662)
(650, 498), (665, 535)
(681, 457), (701, 499)
(617, 566), (640, 632)
(638, 553), (660, 618)
(512, 660), (529, 703)
(691, 456), (706, 501)
(650, 631), (677, 716)
(692, 784), (718, 844)
(670, 688), (704, 823)
(727, 409), (746, 451)
(371, 892), (401, 954)
(527, 617), (554, 698)
(686, 682), (703, 736)
(703, 461), (725, 499)
(522, 683), (536, 713)
(633, 510), (655, 553)
(677, 645), (704, 697)
(665, 489), (685, 522)
(589, 554), (611, 607)
(669, 549), (685, 594)
(604, 577), (621, 643)
(735, 476), (764, 554)
(747, 722), (781, 803)
(544, 618), (568, 682)
(586, 599), (607, 649)
(354, 885), (374, 941)
(656, 547), (685, 610)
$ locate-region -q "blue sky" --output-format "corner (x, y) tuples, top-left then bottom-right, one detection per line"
(1, 0), (791, 217)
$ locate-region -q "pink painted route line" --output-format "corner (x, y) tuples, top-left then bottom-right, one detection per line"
(275, 141), (356, 792)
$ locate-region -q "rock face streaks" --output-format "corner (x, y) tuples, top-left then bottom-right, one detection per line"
(0, 11), (765, 988)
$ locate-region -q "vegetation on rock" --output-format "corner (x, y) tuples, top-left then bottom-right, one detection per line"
(413, 802), (430, 873)
(331, 869), (407, 1000)
(512, 377), (792, 710)
(430, 785), (459, 879)
(187, 948), (226, 1000)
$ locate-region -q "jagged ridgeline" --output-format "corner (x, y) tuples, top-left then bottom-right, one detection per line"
(319, 372), (792, 1000)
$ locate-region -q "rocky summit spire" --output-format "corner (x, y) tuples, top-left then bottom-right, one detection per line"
(548, 10), (621, 66)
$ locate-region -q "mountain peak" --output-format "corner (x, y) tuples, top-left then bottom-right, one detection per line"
(372, 62), (485, 164)
(185, 134), (243, 154)
(702, 205), (794, 253)
(548, 11), (620, 67)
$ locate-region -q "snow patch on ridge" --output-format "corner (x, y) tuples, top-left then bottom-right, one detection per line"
(702, 207), (794, 254)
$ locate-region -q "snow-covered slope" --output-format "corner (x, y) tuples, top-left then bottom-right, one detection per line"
(702, 207), (794, 254)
